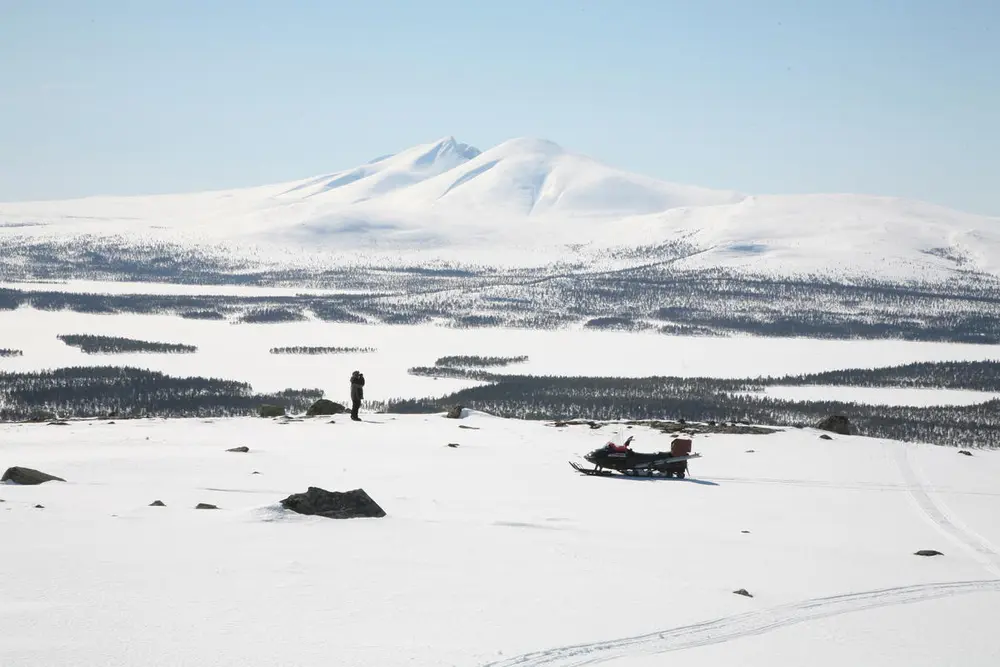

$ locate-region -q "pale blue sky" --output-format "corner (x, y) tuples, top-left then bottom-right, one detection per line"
(1, 0), (998, 214)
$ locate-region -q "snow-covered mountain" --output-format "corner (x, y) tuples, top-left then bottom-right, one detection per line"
(2, 136), (999, 281)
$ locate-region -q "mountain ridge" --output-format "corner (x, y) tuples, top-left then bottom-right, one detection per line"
(1, 135), (999, 282)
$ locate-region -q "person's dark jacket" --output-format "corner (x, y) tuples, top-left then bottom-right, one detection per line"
(350, 372), (365, 402)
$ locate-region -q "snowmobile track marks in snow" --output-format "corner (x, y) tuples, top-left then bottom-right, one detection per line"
(892, 441), (1000, 577)
(480, 579), (1000, 667)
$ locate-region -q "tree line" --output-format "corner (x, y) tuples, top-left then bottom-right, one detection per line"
(58, 334), (197, 354)
(270, 346), (377, 354)
(0, 367), (322, 421)
(389, 360), (1000, 448)
(434, 355), (528, 367)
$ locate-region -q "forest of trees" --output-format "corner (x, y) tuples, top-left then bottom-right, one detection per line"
(1, 357), (998, 447)
(389, 360), (1000, 448)
(4, 237), (1000, 344)
(270, 346), (377, 354)
(434, 355), (529, 367)
(764, 361), (1000, 391)
(57, 334), (197, 354)
(0, 367), (322, 421)
(0, 348), (23, 357)
(237, 308), (308, 324)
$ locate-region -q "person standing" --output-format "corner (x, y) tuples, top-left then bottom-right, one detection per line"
(349, 370), (365, 421)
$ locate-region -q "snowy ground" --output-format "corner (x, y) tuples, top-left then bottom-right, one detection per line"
(3, 307), (1000, 404)
(1, 412), (999, 666)
(747, 385), (1000, 407)
(0, 280), (377, 297)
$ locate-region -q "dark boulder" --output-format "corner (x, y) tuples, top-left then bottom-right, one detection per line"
(306, 399), (345, 416)
(819, 434), (833, 440)
(195, 503), (219, 510)
(258, 404), (286, 418)
(280, 486), (386, 519)
(1, 466), (66, 485)
(914, 549), (944, 557)
(149, 500), (166, 507)
(816, 415), (853, 435)
(959, 450), (973, 456)
(226, 446), (250, 453)
(733, 588), (753, 598)
(445, 405), (465, 419)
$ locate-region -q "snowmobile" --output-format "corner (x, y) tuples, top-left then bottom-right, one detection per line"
(570, 435), (700, 479)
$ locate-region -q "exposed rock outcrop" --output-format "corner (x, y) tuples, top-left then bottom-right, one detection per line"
(1, 466), (66, 485)
(280, 486), (386, 519)
(816, 415), (853, 435)
(306, 399), (345, 416)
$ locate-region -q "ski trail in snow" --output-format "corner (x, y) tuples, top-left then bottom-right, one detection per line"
(891, 441), (1000, 577)
(480, 579), (1000, 667)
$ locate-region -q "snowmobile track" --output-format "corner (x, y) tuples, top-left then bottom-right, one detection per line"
(891, 441), (1000, 577)
(479, 579), (1000, 667)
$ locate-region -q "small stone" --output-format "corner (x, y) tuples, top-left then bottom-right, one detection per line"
(34, 504), (44, 509)
(914, 549), (944, 557)
(745, 449), (755, 453)
(819, 434), (833, 440)
(195, 503), (218, 510)
(446, 443), (460, 448)
(251, 471), (261, 475)
(741, 530), (751, 534)
(733, 588), (753, 598)
(958, 450), (973, 456)
(149, 500), (166, 507)
(226, 446), (250, 453)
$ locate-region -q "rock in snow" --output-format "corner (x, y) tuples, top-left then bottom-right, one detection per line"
(258, 404), (286, 418)
(816, 415), (853, 435)
(306, 399), (345, 416)
(226, 446), (250, 453)
(1, 466), (66, 485)
(280, 487), (386, 519)
(914, 550), (944, 557)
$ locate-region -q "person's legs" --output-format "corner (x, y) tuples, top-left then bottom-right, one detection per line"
(351, 398), (361, 420)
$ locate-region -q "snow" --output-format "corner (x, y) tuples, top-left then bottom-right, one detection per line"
(3, 307), (1000, 401)
(750, 385), (1000, 407)
(3, 136), (999, 280)
(1, 413), (999, 666)
(0, 280), (375, 297)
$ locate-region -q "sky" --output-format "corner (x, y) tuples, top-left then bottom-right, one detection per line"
(1, 0), (998, 215)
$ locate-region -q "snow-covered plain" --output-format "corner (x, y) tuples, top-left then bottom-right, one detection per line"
(3, 307), (1000, 403)
(748, 385), (1000, 407)
(3, 136), (1000, 280)
(2, 413), (999, 666)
